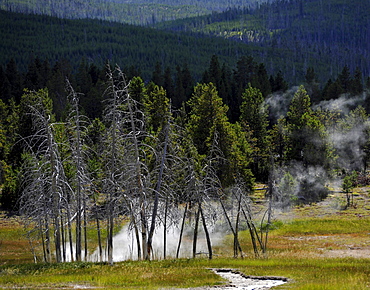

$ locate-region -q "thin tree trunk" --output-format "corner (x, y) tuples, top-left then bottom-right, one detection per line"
(66, 205), (74, 262)
(219, 197), (243, 257)
(241, 206), (260, 258)
(140, 203), (148, 260)
(199, 203), (212, 260)
(176, 203), (188, 259)
(107, 208), (114, 265)
(234, 194), (242, 258)
(192, 206), (201, 259)
(147, 123), (169, 260)
(40, 219), (47, 263)
(83, 198), (88, 261)
(54, 216), (62, 263)
(106, 68), (119, 266)
(133, 219), (141, 260)
(60, 214), (66, 262)
(76, 188), (82, 261)
(163, 198), (168, 259)
(262, 197), (272, 254)
(27, 231), (37, 263)
(45, 216), (51, 263)
(96, 217), (102, 262)
(93, 199), (102, 262)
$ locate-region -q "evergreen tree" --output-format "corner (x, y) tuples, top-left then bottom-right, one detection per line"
(286, 85), (312, 162)
(0, 98), (20, 210)
(152, 62), (163, 87)
(286, 85), (334, 168)
(350, 67), (363, 95)
(5, 58), (22, 103)
(251, 63), (271, 98)
(338, 65), (352, 93)
(187, 82), (253, 187)
(163, 66), (175, 102)
(322, 78), (343, 100)
(144, 82), (170, 135)
(270, 70), (288, 93)
(47, 60), (72, 120)
(240, 84), (270, 181)
(129, 76), (147, 103)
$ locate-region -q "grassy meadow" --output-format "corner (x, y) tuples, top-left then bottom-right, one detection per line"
(1, 186), (370, 289)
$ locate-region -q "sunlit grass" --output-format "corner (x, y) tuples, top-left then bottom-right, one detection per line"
(274, 218), (369, 235)
(1, 187), (370, 289)
(1, 257), (369, 289)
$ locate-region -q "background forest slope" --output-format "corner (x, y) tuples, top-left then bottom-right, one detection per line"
(0, 0), (264, 25)
(157, 0), (370, 83)
(0, 0), (369, 86)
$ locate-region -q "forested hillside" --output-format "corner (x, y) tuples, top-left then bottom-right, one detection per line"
(0, 10), (253, 79)
(0, 9), (319, 86)
(157, 0), (370, 83)
(0, 0), (263, 25)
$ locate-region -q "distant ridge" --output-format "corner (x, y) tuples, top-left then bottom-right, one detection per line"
(0, 0), (264, 25)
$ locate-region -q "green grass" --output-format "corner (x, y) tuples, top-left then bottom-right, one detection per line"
(275, 218), (370, 235)
(1, 188), (370, 289)
(0, 257), (369, 289)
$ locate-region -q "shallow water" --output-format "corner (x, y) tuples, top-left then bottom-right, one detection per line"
(212, 269), (288, 290)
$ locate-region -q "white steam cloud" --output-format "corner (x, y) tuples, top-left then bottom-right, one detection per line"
(313, 92), (367, 115)
(265, 86), (299, 121)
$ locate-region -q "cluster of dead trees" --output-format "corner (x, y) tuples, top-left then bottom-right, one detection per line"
(18, 65), (273, 264)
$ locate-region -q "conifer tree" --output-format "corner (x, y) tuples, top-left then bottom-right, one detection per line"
(240, 84), (270, 181)
(187, 82), (253, 187)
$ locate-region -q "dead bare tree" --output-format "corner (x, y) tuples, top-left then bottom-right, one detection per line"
(260, 155), (276, 254)
(19, 89), (71, 263)
(65, 80), (93, 262)
(191, 130), (225, 260)
(101, 65), (129, 265)
(102, 65), (154, 263)
(146, 107), (186, 260)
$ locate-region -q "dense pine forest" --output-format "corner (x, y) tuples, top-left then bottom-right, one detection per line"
(0, 0), (263, 25)
(1, 0), (370, 264)
(156, 0), (370, 82)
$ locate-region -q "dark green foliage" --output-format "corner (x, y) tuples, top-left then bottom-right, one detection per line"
(0, 161), (20, 210)
(0, 0), (261, 26)
(159, 0), (370, 84)
(186, 82), (254, 187)
(0, 10), (258, 83)
(240, 85), (270, 181)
